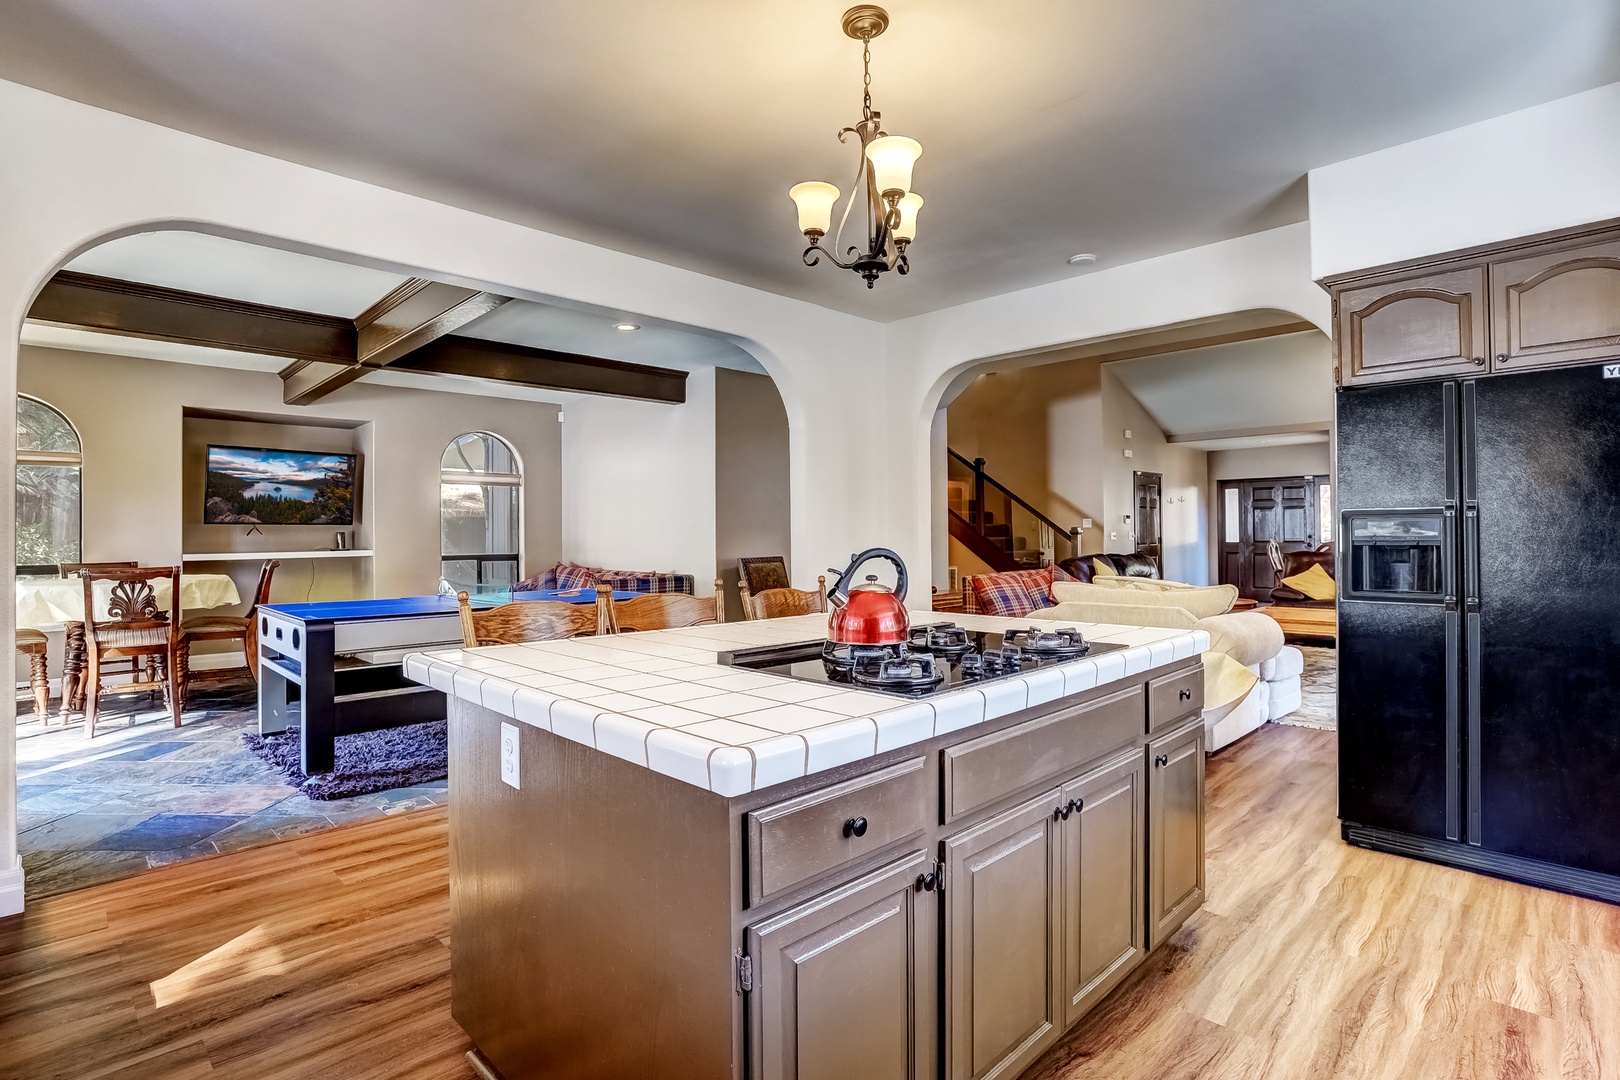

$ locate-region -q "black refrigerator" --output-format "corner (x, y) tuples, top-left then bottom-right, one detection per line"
(1337, 362), (1620, 902)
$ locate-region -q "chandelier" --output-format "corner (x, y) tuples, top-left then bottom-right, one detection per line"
(789, 5), (923, 289)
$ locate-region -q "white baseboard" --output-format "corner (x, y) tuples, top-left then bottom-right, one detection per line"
(0, 858), (23, 918)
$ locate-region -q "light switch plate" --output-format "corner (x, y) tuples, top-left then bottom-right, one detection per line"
(1123, 448), (1133, 459)
(1081, 517), (1093, 529)
(500, 722), (520, 789)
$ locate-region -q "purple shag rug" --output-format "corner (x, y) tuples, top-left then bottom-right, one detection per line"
(242, 720), (447, 800)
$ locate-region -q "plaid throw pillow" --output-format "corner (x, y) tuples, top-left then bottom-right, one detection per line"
(599, 570), (695, 595)
(554, 563), (601, 590)
(969, 567), (1058, 618)
(514, 562), (564, 592)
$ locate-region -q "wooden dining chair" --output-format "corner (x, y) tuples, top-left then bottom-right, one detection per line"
(604, 579), (725, 633)
(739, 575), (828, 620)
(76, 566), (182, 738)
(176, 559), (279, 708)
(457, 590), (601, 647)
(59, 561), (145, 717)
(15, 628), (50, 723)
(737, 556), (792, 596)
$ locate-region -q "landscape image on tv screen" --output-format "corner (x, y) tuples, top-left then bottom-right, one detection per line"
(204, 445), (357, 525)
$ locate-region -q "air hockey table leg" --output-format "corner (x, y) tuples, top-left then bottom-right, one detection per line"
(300, 623), (337, 775)
(258, 655), (292, 735)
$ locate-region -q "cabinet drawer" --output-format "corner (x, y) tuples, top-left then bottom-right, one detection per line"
(746, 757), (929, 904)
(1148, 667), (1202, 732)
(942, 685), (1143, 823)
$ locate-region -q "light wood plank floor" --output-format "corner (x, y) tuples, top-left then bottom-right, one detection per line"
(2, 723), (1618, 1078)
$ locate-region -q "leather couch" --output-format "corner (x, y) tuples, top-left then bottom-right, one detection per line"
(1055, 552), (1161, 583)
(1269, 545), (1335, 607)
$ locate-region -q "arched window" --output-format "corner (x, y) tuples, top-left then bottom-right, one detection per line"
(440, 432), (522, 593)
(16, 395), (82, 577)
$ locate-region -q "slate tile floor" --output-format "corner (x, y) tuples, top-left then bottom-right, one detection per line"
(15, 679), (446, 899)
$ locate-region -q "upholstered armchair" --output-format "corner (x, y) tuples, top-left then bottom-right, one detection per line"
(1270, 545), (1336, 607)
(1055, 552), (1161, 583)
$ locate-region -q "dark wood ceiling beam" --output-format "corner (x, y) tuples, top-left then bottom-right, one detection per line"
(283, 277), (510, 405)
(394, 336), (687, 404)
(27, 271), (355, 363)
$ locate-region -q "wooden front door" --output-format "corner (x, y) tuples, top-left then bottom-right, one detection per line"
(1217, 475), (1330, 600)
(1132, 472), (1162, 565)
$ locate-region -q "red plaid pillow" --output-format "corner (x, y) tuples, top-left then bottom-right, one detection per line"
(514, 562), (564, 592)
(969, 567), (1058, 618)
(554, 562), (601, 590)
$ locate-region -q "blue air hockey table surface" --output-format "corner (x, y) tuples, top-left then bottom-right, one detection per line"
(257, 589), (634, 774)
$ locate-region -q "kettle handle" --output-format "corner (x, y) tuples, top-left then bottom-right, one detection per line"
(830, 548), (908, 605)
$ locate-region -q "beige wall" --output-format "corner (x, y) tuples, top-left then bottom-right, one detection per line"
(714, 369), (791, 621)
(1208, 442), (1332, 480)
(19, 345), (563, 606)
(1099, 367), (1209, 584)
(943, 356), (1209, 584)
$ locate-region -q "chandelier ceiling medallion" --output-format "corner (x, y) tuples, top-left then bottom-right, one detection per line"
(789, 5), (923, 289)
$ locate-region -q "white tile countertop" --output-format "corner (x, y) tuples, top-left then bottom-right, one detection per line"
(403, 612), (1208, 797)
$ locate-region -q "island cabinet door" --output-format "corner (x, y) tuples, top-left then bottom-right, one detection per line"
(1059, 750), (1145, 1028)
(1147, 720), (1206, 950)
(1335, 263), (1489, 386)
(1489, 230), (1620, 373)
(745, 849), (937, 1080)
(943, 788), (1064, 1080)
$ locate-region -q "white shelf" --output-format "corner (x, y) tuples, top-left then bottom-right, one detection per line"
(181, 549), (375, 562)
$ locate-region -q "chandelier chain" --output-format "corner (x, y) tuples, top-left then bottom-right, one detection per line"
(861, 35), (873, 122)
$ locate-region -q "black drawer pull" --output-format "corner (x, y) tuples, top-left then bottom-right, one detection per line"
(842, 816), (868, 839)
(1178, 688), (1193, 701)
(1155, 754), (1170, 768)
(915, 872), (937, 892)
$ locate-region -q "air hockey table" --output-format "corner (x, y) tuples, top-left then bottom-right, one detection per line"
(258, 589), (631, 774)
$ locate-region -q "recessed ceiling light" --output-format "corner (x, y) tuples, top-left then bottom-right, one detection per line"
(613, 322), (641, 332)
(1067, 253), (1097, 266)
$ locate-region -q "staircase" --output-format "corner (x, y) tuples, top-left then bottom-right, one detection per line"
(946, 450), (1081, 574)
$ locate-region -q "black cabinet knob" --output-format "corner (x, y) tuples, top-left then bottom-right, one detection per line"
(843, 816), (868, 838)
(1155, 754), (1170, 768)
(1179, 688), (1193, 701)
(915, 872), (937, 892)
(1053, 799), (1078, 821)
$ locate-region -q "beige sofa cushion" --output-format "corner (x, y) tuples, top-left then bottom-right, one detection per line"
(1050, 579), (1238, 620)
(1194, 611), (1284, 667)
(1031, 600), (1198, 630)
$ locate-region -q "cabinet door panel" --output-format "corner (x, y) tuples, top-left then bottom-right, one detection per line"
(747, 850), (935, 1080)
(1147, 721), (1206, 949)
(1492, 233), (1620, 372)
(944, 789), (1062, 1080)
(1336, 264), (1488, 386)
(1060, 750), (1145, 1027)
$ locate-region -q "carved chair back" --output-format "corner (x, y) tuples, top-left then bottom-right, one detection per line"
(59, 561), (139, 577)
(605, 580), (725, 633)
(79, 566), (181, 653)
(737, 556), (792, 596)
(248, 559), (281, 612)
(458, 590), (601, 648)
(739, 576), (828, 620)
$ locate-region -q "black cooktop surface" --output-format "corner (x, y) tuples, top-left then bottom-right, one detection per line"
(719, 622), (1128, 699)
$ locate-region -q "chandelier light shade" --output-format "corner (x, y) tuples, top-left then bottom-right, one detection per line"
(893, 193), (924, 243)
(789, 182), (841, 237)
(865, 136), (922, 200)
(789, 5), (924, 288)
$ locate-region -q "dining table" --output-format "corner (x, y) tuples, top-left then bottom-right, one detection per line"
(15, 572), (242, 629)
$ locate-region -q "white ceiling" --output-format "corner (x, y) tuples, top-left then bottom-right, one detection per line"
(48, 231), (763, 383)
(1107, 331), (1332, 449)
(1, 2), (1616, 320)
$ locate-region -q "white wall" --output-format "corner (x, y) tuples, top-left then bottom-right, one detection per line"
(562, 367), (717, 593)
(715, 369), (791, 619)
(0, 78), (1331, 912)
(1310, 80), (1620, 279)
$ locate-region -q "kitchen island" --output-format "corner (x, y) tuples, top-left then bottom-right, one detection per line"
(405, 611), (1209, 1080)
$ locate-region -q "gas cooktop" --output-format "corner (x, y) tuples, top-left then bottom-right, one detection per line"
(720, 621), (1127, 698)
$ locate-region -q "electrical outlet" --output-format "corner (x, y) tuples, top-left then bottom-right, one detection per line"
(500, 722), (520, 789)
(1110, 531), (1118, 540)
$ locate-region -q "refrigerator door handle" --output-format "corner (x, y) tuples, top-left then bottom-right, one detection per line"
(1463, 503), (1482, 613)
(1442, 500), (1461, 840)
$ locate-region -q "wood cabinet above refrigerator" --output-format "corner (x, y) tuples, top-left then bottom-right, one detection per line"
(1331, 222), (1620, 387)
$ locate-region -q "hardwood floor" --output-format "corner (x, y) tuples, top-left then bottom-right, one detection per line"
(2, 723), (1618, 1079)
(0, 810), (470, 1079)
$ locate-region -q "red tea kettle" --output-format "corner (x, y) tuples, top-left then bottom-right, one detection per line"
(828, 548), (910, 646)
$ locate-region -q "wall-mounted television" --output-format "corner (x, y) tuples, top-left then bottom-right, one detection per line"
(203, 445), (357, 526)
